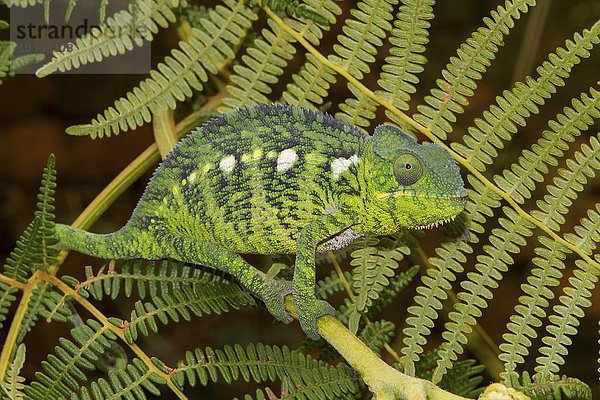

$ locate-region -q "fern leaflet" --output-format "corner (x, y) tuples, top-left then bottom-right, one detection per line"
(376, 0), (434, 132)
(66, 0), (257, 138)
(36, 0), (180, 77)
(0, 344), (26, 400)
(414, 0), (535, 140)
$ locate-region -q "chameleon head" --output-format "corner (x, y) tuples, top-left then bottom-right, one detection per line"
(368, 124), (468, 230)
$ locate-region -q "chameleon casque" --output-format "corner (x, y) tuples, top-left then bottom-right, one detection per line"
(57, 104), (467, 339)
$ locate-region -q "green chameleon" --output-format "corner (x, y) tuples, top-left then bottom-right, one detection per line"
(57, 104), (467, 339)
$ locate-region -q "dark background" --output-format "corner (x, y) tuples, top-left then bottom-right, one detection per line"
(1, 0), (599, 398)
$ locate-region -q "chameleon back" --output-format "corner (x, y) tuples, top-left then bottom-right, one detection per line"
(127, 104), (368, 256)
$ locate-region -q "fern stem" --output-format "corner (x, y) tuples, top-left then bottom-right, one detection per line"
(153, 109), (178, 157)
(0, 274), (27, 290)
(267, 11), (600, 277)
(38, 271), (188, 400)
(283, 295), (467, 400)
(0, 271), (41, 382)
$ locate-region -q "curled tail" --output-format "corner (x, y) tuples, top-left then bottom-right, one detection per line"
(56, 224), (147, 260)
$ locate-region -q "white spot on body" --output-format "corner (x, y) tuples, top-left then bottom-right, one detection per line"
(331, 154), (359, 179)
(219, 155), (236, 173)
(277, 149), (297, 172)
(188, 172), (197, 183)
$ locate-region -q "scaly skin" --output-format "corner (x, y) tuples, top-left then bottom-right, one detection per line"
(57, 104), (467, 339)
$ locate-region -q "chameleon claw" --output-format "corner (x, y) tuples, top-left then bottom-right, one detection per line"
(297, 298), (336, 340)
(262, 279), (294, 324)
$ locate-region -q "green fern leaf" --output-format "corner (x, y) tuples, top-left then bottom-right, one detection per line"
(451, 21), (600, 172)
(1, 343), (26, 400)
(414, 0), (535, 140)
(36, 0), (180, 77)
(259, 0), (329, 25)
(221, 17), (296, 111)
(172, 343), (360, 399)
(0, 283), (18, 331)
(358, 320), (395, 356)
(0, 41), (16, 85)
(66, 0), (257, 138)
(375, 0), (434, 131)
(316, 270), (352, 299)
(35, 154), (59, 270)
(333, 0), (398, 127)
(65, 259), (220, 301)
(72, 358), (165, 400)
(499, 126), (600, 377)
(494, 87), (600, 205)
(120, 281), (255, 342)
(507, 371), (592, 400)
(535, 204), (600, 380)
(24, 320), (118, 400)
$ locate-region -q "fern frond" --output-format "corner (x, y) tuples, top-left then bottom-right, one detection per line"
(36, 0), (179, 77)
(1, 343), (26, 400)
(221, 17), (296, 111)
(25, 320), (117, 400)
(375, 0), (434, 131)
(120, 282), (255, 342)
(364, 264), (419, 319)
(508, 371), (592, 400)
(63, 259), (219, 301)
(66, 0), (257, 138)
(0, 283), (18, 330)
(414, 0), (535, 139)
(498, 237), (567, 379)
(316, 270), (352, 299)
(17, 282), (72, 342)
(531, 134), (600, 230)
(499, 133), (600, 377)
(350, 236), (409, 313)
(283, 0), (393, 109)
(172, 343), (360, 399)
(535, 204), (600, 380)
(2, 218), (42, 283)
(259, 0), (329, 25)
(333, 0), (398, 127)
(451, 21), (600, 172)
(358, 320), (395, 356)
(0, 41), (16, 85)
(494, 87), (600, 205)
(282, 53), (337, 108)
(35, 154), (59, 270)
(73, 358), (165, 400)
(407, 348), (485, 398)
(432, 206), (535, 382)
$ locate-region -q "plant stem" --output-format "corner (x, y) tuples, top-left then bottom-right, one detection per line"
(0, 271), (40, 381)
(153, 109), (178, 158)
(283, 296), (467, 400)
(39, 271), (188, 400)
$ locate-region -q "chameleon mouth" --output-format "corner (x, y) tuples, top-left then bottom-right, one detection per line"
(377, 188), (469, 201)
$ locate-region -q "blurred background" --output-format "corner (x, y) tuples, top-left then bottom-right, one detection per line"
(1, 0), (599, 398)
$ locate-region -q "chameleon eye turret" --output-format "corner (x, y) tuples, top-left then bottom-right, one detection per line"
(393, 153), (423, 186)
(55, 104), (466, 340)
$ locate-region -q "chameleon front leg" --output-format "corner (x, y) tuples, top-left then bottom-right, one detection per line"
(295, 208), (357, 339)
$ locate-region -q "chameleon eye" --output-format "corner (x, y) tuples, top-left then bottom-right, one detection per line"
(393, 153), (423, 186)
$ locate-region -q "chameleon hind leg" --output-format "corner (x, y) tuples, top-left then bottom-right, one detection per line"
(171, 238), (293, 324)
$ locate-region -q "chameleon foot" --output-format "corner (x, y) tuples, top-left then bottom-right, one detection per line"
(297, 298), (336, 340)
(262, 279), (294, 324)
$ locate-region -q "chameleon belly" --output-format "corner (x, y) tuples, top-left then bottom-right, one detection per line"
(128, 105), (368, 255)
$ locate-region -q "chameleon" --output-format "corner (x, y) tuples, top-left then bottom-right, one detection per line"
(57, 104), (467, 339)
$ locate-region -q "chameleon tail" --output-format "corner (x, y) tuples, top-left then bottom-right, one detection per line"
(56, 223), (144, 260)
